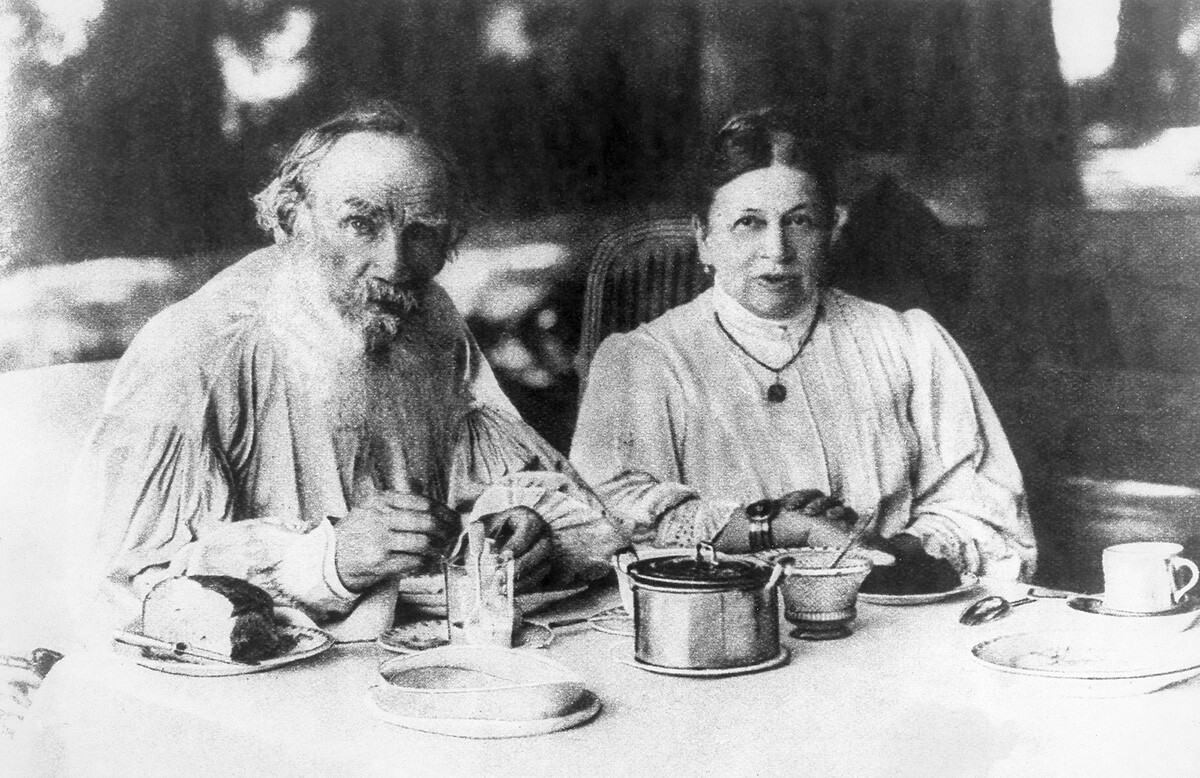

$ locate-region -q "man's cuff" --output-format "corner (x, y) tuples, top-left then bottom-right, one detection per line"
(274, 519), (359, 612)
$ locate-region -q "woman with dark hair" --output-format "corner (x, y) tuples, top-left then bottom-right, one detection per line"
(571, 107), (1036, 580)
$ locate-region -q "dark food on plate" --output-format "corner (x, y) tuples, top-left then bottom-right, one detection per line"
(142, 575), (298, 663)
(859, 553), (961, 595)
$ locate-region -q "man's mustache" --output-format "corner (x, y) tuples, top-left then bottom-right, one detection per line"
(363, 277), (422, 315)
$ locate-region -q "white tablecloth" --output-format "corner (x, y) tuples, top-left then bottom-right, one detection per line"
(13, 581), (1200, 777)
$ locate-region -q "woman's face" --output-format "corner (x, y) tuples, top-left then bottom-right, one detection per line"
(697, 165), (833, 320)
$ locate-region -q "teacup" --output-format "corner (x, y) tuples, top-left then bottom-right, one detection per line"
(1102, 542), (1199, 613)
(766, 548), (873, 640)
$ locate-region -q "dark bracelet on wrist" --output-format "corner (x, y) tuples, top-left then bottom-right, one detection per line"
(746, 500), (776, 552)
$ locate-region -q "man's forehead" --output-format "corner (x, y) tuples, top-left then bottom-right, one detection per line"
(309, 132), (448, 209)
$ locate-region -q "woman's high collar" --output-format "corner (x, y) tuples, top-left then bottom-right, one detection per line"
(711, 284), (821, 348)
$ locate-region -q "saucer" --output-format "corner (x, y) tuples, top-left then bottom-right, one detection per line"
(1070, 594), (1199, 617)
(378, 619), (553, 654)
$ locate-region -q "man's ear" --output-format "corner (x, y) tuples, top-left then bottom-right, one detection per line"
(283, 201), (313, 244)
(830, 205), (850, 244)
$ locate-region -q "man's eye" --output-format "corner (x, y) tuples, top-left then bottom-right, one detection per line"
(402, 222), (450, 250)
(732, 215), (764, 230)
(345, 216), (380, 236)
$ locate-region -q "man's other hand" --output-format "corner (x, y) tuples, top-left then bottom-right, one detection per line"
(334, 491), (459, 591)
(480, 506), (553, 593)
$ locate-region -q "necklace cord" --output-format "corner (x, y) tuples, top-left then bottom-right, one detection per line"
(712, 304), (822, 377)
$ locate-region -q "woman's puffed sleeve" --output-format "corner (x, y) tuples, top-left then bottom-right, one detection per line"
(448, 406), (629, 583)
(900, 310), (1037, 580)
(570, 334), (739, 546)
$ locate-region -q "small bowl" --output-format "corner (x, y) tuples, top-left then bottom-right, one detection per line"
(761, 547), (873, 640)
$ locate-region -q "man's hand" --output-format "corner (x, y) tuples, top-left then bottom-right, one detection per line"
(334, 491), (459, 591)
(479, 507), (553, 593)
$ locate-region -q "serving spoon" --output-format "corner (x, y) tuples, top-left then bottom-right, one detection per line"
(958, 587), (1080, 626)
(958, 595), (1035, 626)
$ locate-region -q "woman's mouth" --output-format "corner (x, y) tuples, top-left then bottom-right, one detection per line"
(758, 274), (802, 286)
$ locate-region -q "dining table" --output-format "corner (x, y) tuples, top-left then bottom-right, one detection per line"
(12, 577), (1200, 778)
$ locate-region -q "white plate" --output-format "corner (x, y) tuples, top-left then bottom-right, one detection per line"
(858, 573), (980, 605)
(972, 629), (1200, 678)
(366, 688), (601, 738)
(970, 629), (1200, 696)
(115, 613), (334, 677)
(377, 620), (553, 654)
(396, 580), (590, 616)
(610, 643), (791, 677)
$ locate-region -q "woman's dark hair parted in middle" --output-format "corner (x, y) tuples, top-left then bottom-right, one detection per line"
(691, 106), (840, 227)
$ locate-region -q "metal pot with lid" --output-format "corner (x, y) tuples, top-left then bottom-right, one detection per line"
(626, 542), (785, 670)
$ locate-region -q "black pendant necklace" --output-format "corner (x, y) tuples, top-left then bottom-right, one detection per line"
(713, 305), (821, 403)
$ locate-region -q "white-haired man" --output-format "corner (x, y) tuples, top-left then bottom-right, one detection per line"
(71, 103), (627, 638)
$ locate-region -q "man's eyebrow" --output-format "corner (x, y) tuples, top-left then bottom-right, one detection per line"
(340, 197), (388, 214)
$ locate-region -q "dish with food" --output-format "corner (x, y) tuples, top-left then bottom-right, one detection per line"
(378, 619), (554, 654)
(115, 611), (334, 677)
(859, 573), (980, 605)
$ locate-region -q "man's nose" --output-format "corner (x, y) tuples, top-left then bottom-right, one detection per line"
(371, 226), (407, 282)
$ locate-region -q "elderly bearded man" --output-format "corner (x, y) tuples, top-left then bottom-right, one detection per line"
(69, 104), (628, 639)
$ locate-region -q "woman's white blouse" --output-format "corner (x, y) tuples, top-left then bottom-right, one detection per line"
(570, 286), (1036, 580)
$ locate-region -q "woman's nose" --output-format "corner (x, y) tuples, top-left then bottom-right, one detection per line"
(759, 222), (792, 262)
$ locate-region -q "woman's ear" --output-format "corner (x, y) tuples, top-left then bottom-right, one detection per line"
(693, 215), (714, 272)
(831, 205), (850, 243)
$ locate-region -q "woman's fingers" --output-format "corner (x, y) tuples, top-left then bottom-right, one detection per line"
(801, 495), (841, 516)
(491, 507), (548, 558)
(512, 536), (554, 580)
(778, 490), (826, 512)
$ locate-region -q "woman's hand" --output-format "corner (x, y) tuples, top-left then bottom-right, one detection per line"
(773, 490), (858, 548)
(716, 490), (859, 552)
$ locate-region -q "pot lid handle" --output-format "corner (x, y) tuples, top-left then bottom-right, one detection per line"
(695, 541), (718, 569)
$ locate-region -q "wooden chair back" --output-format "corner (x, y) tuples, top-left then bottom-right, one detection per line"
(576, 218), (710, 392)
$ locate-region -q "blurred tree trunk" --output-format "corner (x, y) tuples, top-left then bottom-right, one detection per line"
(1108, 0), (1187, 137)
(52, 0), (230, 260)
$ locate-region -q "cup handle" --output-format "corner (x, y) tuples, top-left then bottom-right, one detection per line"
(1172, 557), (1200, 601)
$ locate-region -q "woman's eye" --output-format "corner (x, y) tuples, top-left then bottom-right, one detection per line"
(784, 211), (831, 230)
(783, 212), (816, 229)
(732, 215), (764, 230)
